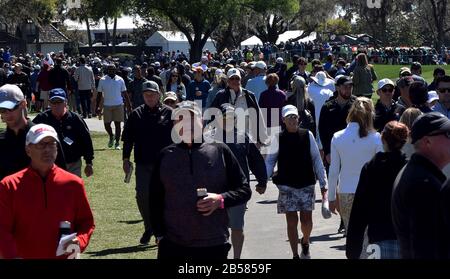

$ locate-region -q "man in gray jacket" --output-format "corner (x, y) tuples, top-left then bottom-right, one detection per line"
(149, 101), (251, 259)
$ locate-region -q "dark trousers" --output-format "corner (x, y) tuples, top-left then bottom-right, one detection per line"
(135, 164), (153, 235)
(157, 238), (231, 260)
(79, 90), (91, 117)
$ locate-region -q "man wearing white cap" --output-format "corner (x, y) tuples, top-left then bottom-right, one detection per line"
(0, 124), (95, 259)
(209, 68), (269, 146)
(374, 78), (399, 132)
(0, 84), (66, 180)
(265, 105), (328, 259)
(245, 61), (268, 102)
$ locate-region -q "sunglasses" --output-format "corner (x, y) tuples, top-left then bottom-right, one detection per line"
(172, 75), (179, 78)
(49, 100), (64, 105)
(0, 103), (21, 113)
(381, 87), (394, 93)
(438, 88), (450, 94)
(229, 77), (241, 81)
(285, 114), (298, 119)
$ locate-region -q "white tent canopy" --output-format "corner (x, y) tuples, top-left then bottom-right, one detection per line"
(241, 30), (317, 47)
(65, 15), (145, 31)
(145, 31), (216, 58)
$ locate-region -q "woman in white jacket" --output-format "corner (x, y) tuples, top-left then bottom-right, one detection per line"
(328, 97), (384, 232)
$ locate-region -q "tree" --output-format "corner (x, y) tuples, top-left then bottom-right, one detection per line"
(242, 0), (299, 44)
(133, 0), (240, 63)
(0, 0), (57, 30)
(412, 0), (450, 48)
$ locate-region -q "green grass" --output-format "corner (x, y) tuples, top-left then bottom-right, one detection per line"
(80, 132), (157, 259)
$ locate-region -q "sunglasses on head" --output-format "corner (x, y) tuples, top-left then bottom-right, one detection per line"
(0, 103), (21, 113)
(438, 88), (450, 94)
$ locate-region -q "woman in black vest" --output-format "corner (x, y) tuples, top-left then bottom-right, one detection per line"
(266, 105), (328, 259)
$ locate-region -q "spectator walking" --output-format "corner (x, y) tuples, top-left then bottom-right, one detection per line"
(392, 112), (450, 259)
(149, 101), (251, 260)
(0, 124), (94, 259)
(33, 88), (94, 178)
(265, 105), (328, 259)
(346, 121), (409, 259)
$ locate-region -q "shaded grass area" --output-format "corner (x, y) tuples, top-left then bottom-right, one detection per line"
(81, 132), (157, 259)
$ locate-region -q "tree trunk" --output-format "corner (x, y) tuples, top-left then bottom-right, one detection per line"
(104, 17), (110, 53)
(112, 17), (117, 54)
(189, 34), (206, 64)
(85, 17), (92, 50)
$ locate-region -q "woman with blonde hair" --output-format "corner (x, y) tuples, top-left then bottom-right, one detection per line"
(352, 53), (378, 98)
(346, 121), (409, 259)
(399, 107), (423, 159)
(328, 97), (384, 232)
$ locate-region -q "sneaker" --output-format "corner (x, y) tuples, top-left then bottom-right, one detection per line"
(338, 218), (346, 234)
(292, 254), (300, 260)
(300, 238), (311, 259)
(108, 138), (114, 148)
(139, 231), (151, 245)
(114, 141), (121, 150)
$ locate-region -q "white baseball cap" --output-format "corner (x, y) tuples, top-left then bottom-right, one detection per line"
(427, 91), (439, 103)
(26, 124), (59, 146)
(378, 78), (395, 90)
(255, 61), (267, 70)
(282, 105), (299, 118)
(276, 57), (284, 63)
(227, 68), (241, 79)
(0, 84), (25, 109)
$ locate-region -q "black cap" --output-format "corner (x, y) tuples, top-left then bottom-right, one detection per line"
(335, 76), (353, 86)
(410, 112), (450, 144)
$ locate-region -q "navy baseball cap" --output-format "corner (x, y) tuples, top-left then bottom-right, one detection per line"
(49, 88), (67, 101)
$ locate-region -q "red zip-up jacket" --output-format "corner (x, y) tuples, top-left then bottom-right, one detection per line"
(0, 165), (95, 259)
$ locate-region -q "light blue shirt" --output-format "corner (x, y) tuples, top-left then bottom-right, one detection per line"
(245, 75), (267, 102)
(432, 102), (450, 119)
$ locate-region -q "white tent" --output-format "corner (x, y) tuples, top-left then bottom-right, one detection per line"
(240, 30), (317, 47)
(145, 31), (216, 58)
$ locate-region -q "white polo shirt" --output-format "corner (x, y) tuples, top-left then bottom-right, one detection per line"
(97, 75), (127, 106)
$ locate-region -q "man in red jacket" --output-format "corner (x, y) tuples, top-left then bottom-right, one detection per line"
(0, 124), (95, 259)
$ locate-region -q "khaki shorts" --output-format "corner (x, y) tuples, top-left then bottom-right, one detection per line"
(103, 104), (124, 123)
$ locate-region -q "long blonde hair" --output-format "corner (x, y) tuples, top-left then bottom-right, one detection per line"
(347, 97), (375, 138)
(399, 107), (423, 130)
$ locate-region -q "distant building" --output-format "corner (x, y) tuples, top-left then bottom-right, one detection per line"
(0, 20), (70, 54)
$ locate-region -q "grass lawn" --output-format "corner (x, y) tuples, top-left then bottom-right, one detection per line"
(80, 132), (158, 259)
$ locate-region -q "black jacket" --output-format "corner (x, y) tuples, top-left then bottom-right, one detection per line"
(392, 154), (448, 259)
(32, 110), (94, 165)
(318, 96), (356, 155)
(441, 178), (450, 259)
(205, 129), (267, 187)
(48, 65), (70, 91)
(121, 104), (173, 165)
(346, 151), (407, 259)
(149, 142), (251, 247)
(0, 120), (66, 180)
(210, 87), (269, 145)
(374, 100), (400, 132)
